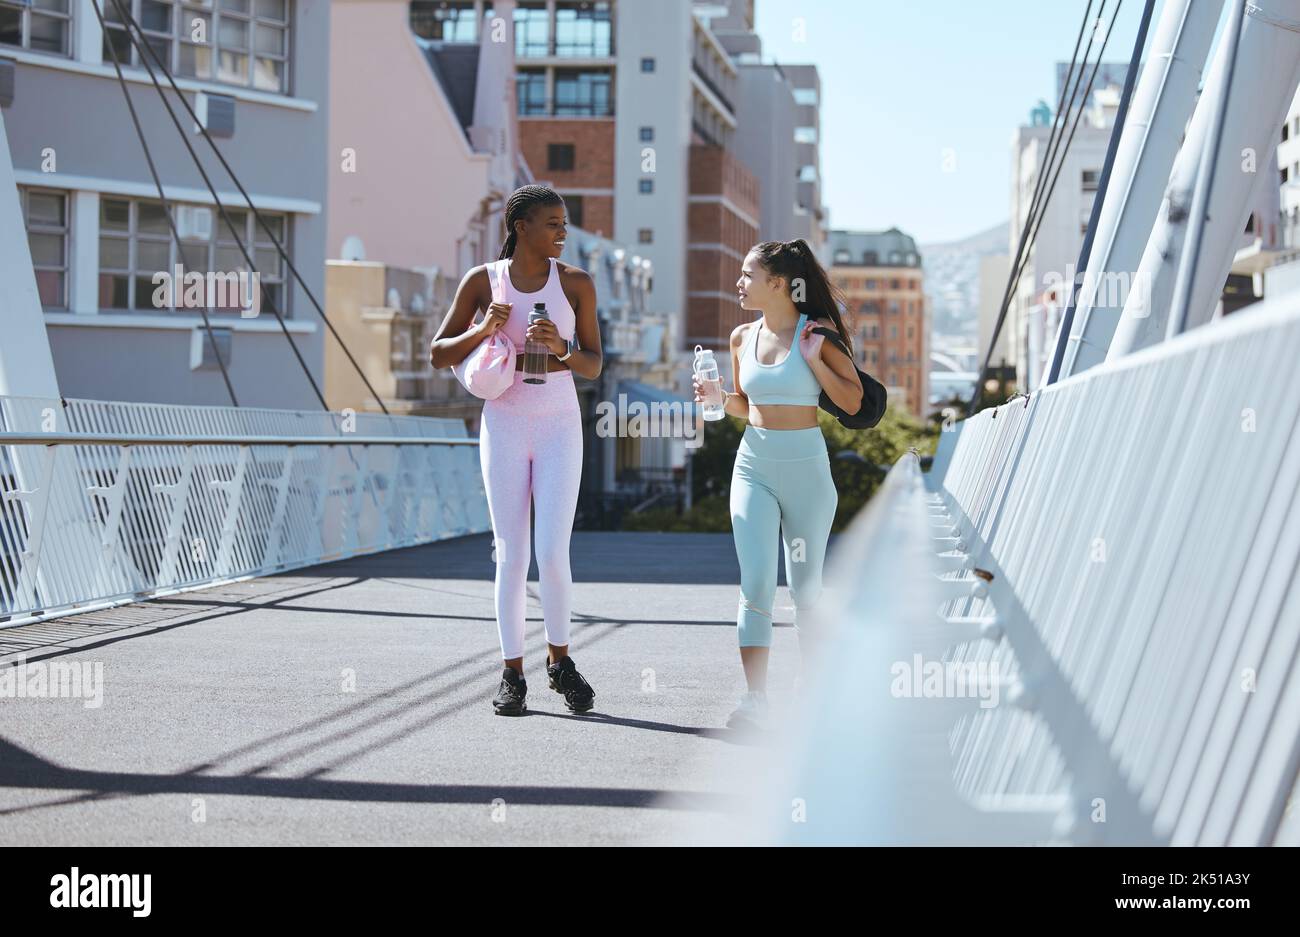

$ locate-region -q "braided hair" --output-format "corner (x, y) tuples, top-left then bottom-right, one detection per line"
(751, 238), (853, 355)
(499, 184), (565, 259)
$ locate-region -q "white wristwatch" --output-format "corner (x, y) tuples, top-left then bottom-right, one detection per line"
(556, 342), (573, 362)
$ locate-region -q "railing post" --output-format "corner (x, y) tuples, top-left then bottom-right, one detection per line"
(210, 445), (250, 579)
(260, 446), (296, 573)
(2, 445), (58, 613)
(85, 446), (136, 589)
(153, 446), (197, 589)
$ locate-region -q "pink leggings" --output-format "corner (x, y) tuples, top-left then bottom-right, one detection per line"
(478, 369), (584, 660)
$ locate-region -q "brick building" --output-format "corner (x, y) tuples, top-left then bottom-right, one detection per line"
(829, 228), (929, 419)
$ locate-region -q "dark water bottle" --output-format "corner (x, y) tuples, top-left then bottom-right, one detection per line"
(523, 303), (550, 385)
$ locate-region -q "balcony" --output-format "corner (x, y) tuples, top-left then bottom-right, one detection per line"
(691, 60), (734, 115)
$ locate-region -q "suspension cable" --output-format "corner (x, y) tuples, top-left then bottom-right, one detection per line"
(90, 0), (239, 407)
(109, 0), (392, 415)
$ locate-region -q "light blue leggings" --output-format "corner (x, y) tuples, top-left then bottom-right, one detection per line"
(729, 425), (838, 647)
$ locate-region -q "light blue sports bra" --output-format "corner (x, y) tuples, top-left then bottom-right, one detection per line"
(738, 312), (822, 406)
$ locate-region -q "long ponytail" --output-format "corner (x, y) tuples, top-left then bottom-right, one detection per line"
(752, 238), (853, 355)
(499, 184), (565, 259)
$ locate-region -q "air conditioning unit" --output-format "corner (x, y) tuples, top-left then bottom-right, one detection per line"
(190, 327), (233, 371)
(194, 91), (236, 138)
(177, 205), (213, 241)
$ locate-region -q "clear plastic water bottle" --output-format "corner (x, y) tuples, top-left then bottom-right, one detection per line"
(523, 303), (549, 385)
(693, 344), (725, 422)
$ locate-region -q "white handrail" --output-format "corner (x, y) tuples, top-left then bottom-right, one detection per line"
(0, 396), (490, 628)
(758, 284), (1300, 846)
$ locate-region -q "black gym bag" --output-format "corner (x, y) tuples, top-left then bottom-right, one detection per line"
(812, 325), (888, 430)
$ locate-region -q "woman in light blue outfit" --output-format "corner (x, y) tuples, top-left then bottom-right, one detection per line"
(693, 239), (863, 731)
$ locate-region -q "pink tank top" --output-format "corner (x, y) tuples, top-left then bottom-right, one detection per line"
(495, 257), (576, 349)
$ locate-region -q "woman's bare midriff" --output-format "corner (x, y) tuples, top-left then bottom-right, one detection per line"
(748, 403), (819, 430)
(514, 357), (571, 372)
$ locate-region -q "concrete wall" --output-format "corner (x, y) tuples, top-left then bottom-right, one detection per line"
(978, 253), (1013, 371)
(732, 64), (795, 244)
(327, 0), (491, 274)
(1009, 122), (1110, 390)
(613, 0), (693, 337)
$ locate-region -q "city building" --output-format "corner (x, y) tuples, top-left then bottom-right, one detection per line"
(331, 0), (529, 276)
(702, 1), (828, 259)
(1013, 64), (1294, 390)
(1279, 84), (1300, 249)
(5, 0), (330, 409)
(976, 252), (1014, 395)
(326, 1), (688, 524)
(829, 227), (928, 419)
(325, 0), (527, 422)
(420, 0), (760, 377)
(1008, 78), (1119, 393)
(1264, 84), (1300, 298)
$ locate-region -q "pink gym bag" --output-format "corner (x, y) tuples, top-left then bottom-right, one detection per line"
(453, 260), (516, 400)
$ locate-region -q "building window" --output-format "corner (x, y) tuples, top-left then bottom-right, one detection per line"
(890, 278), (900, 290)
(547, 142), (575, 171)
(639, 126), (654, 142)
(409, 0), (477, 42)
(865, 279), (876, 290)
(798, 164), (817, 182)
(907, 326), (914, 340)
(638, 228), (653, 243)
(1283, 166), (1291, 184)
(1285, 122), (1291, 143)
(640, 56), (655, 72)
(21, 188), (69, 309)
(638, 179), (653, 194)
(862, 251), (878, 265)
(516, 68), (547, 115)
(793, 126), (817, 144)
(555, 0), (611, 57)
(1082, 169), (1100, 192)
(792, 87), (817, 106)
(101, 0), (291, 93)
(98, 196), (287, 314)
(0, 0), (72, 55)
(563, 194), (584, 228)
(515, 1), (549, 57)
(554, 68), (611, 116)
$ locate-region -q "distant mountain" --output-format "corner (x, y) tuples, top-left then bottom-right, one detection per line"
(920, 221), (1010, 343)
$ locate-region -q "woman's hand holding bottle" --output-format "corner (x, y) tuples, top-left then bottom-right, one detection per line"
(525, 316), (567, 356)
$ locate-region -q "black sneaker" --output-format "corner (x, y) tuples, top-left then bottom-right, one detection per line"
(546, 655), (595, 713)
(492, 666), (527, 716)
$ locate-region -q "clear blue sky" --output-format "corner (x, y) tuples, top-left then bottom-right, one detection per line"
(753, 0), (1166, 244)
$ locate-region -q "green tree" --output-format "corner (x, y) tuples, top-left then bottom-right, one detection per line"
(625, 403), (938, 533)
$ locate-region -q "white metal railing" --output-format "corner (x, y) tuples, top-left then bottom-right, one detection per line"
(754, 287), (1300, 846)
(0, 396), (490, 627)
